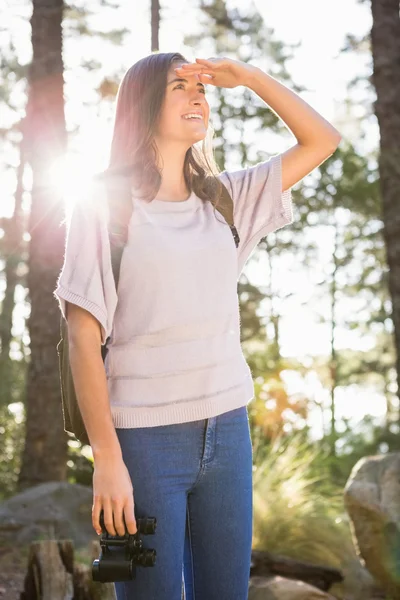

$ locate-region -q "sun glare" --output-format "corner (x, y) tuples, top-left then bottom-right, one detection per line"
(47, 154), (98, 215)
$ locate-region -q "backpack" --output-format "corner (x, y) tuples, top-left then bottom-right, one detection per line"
(56, 179), (240, 445)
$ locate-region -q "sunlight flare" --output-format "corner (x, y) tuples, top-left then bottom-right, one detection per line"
(47, 153), (96, 215)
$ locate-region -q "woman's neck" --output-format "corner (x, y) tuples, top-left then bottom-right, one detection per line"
(153, 140), (190, 202)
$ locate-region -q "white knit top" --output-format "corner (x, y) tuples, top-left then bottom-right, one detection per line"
(54, 154), (293, 428)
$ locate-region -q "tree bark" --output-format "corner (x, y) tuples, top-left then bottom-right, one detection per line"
(151, 0), (160, 52)
(18, 0), (69, 489)
(20, 540), (116, 600)
(20, 540), (74, 600)
(370, 0), (400, 405)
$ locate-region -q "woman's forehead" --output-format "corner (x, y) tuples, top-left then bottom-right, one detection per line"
(168, 63), (199, 84)
(171, 60), (189, 70)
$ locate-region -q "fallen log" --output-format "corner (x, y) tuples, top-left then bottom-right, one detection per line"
(250, 549), (344, 591)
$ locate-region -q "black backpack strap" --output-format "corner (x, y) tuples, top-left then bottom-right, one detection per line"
(213, 180), (240, 248)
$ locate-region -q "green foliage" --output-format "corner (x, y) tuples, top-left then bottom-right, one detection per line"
(0, 350), (27, 405)
(323, 416), (400, 488)
(63, 3), (129, 43)
(67, 442), (93, 487)
(238, 276), (267, 344)
(252, 432), (356, 569)
(0, 404), (24, 501)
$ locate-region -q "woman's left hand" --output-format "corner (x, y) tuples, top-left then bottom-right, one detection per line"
(175, 57), (257, 89)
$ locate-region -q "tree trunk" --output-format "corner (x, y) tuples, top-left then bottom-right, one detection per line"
(20, 540), (116, 600)
(151, 0), (160, 52)
(21, 540), (74, 600)
(18, 0), (69, 489)
(370, 0), (400, 406)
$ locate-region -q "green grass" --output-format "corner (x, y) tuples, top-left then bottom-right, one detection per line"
(252, 434), (363, 598)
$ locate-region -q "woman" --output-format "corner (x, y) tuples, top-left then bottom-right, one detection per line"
(54, 52), (341, 600)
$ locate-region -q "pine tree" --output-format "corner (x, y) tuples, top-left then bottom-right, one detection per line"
(370, 0), (400, 404)
(18, 0), (68, 489)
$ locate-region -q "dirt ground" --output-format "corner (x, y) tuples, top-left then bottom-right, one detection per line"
(0, 537), (29, 599)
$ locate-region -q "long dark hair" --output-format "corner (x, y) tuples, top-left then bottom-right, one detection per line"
(103, 51), (224, 211)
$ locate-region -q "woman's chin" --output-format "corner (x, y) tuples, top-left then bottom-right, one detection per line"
(190, 129), (208, 143)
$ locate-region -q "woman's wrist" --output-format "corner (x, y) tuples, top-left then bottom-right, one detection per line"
(92, 440), (123, 462)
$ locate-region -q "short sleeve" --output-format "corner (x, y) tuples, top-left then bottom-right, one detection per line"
(53, 180), (118, 345)
(218, 153), (293, 274)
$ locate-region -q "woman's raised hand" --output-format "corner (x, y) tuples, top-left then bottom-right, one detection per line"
(175, 57), (257, 89)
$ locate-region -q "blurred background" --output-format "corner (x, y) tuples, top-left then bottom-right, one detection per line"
(0, 0), (399, 598)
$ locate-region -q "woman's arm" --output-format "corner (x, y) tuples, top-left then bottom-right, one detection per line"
(67, 302), (121, 461)
(67, 302), (137, 537)
(178, 58), (342, 192)
(245, 67), (342, 192)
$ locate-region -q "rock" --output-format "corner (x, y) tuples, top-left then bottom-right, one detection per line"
(248, 575), (336, 599)
(332, 555), (386, 600)
(344, 452), (400, 600)
(0, 482), (96, 549)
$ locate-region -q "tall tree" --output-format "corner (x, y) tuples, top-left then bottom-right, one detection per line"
(18, 0), (68, 489)
(151, 0), (160, 52)
(370, 0), (400, 402)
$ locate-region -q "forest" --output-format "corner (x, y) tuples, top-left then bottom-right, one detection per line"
(0, 0), (400, 599)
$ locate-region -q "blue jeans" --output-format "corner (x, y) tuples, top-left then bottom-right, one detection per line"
(113, 405), (253, 600)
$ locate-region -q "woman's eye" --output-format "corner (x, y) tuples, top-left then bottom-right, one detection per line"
(174, 84), (205, 94)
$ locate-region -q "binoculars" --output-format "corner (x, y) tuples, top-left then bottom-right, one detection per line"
(92, 509), (157, 582)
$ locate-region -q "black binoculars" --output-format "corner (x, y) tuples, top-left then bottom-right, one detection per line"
(92, 509), (157, 582)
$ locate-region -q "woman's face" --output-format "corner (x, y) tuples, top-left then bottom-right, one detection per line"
(155, 61), (210, 147)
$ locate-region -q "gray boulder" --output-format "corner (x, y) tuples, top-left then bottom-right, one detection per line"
(0, 481), (96, 549)
(344, 452), (400, 599)
(248, 575), (336, 599)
